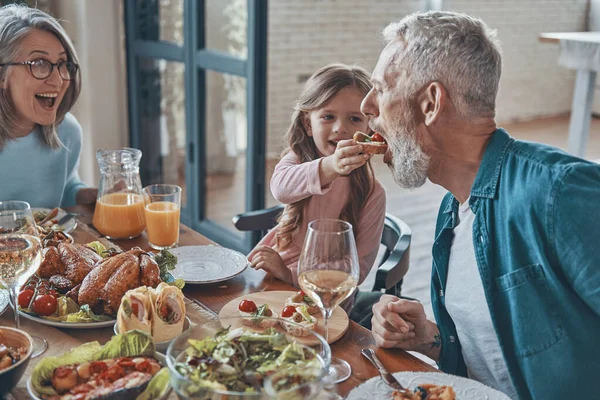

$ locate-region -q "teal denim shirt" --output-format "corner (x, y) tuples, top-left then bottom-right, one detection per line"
(431, 128), (600, 399)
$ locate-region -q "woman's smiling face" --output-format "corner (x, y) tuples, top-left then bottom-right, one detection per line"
(3, 29), (70, 134)
(305, 86), (369, 157)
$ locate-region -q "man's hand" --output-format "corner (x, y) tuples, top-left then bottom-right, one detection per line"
(371, 295), (441, 361)
(320, 139), (370, 185)
(76, 188), (98, 205)
(248, 245), (292, 285)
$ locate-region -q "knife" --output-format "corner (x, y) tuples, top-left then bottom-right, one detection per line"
(361, 348), (409, 393)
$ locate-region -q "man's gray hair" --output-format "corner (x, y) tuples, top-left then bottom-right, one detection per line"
(383, 11), (502, 118)
(0, 4), (81, 150)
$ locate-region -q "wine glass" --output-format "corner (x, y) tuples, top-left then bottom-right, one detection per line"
(297, 219), (359, 384)
(0, 201), (48, 357)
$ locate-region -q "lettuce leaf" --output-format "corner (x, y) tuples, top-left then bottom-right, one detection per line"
(85, 240), (108, 257)
(155, 249), (178, 281)
(136, 367), (171, 400)
(93, 329), (155, 360)
(42, 304), (113, 323)
(31, 330), (156, 397)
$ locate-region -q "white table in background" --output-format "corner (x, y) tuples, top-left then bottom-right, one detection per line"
(540, 32), (600, 157)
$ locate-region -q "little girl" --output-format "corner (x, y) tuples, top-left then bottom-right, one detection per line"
(248, 63), (386, 304)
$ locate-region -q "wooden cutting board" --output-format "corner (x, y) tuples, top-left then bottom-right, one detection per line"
(219, 290), (349, 345)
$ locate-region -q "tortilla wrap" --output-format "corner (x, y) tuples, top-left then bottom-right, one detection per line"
(116, 286), (153, 335)
(151, 282), (185, 342)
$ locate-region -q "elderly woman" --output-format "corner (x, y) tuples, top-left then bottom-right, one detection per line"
(0, 4), (96, 208)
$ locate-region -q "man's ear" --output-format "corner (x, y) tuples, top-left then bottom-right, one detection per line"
(419, 82), (445, 126)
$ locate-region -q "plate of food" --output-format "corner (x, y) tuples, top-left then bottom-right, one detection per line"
(17, 242), (183, 329)
(168, 245), (248, 284)
(218, 290), (349, 345)
(114, 283), (192, 353)
(345, 371), (511, 400)
(32, 207), (77, 234)
(27, 330), (172, 400)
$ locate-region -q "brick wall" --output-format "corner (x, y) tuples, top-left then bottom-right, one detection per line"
(266, 0), (588, 155)
(443, 0), (587, 123)
(267, 0), (422, 156)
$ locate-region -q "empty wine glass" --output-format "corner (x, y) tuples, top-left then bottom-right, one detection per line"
(0, 201), (47, 357)
(297, 219), (359, 384)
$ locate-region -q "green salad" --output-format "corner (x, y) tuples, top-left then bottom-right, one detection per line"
(175, 327), (323, 396)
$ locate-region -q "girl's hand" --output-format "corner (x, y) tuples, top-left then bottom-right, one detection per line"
(248, 245), (292, 285)
(320, 139), (370, 185)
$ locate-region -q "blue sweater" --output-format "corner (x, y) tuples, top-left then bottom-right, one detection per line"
(0, 113), (87, 208)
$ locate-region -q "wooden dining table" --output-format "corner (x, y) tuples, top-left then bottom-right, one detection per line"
(1, 205), (436, 399)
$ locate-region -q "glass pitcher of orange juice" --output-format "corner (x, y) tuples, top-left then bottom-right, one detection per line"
(92, 148), (146, 239)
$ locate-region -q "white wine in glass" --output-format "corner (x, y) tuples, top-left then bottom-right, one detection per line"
(298, 219), (359, 384)
(0, 201), (47, 357)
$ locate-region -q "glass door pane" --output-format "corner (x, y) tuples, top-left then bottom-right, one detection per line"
(136, 57), (188, 209)
(135, 0), (184, 45)
(206, 0), (248, 57)
(204, 70), (247, 234)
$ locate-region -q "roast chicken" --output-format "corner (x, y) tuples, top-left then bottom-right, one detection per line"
(37, 242), (103, 292)
(77, 247), (161, 316)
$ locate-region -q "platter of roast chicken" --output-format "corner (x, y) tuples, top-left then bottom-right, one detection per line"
(17, 215), (178, 329)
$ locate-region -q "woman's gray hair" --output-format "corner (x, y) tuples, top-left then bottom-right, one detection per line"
(383, 11), (502, 118)
(0, 4), (81, 150)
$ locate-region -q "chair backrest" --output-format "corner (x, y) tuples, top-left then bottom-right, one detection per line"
(374, 214), (411, 297)
(232, 207), (411, 295)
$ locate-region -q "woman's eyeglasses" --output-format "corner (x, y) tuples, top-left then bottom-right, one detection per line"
(0, 59), (79, 81)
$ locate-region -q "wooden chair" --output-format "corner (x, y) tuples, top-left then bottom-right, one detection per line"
(232, 206), (411, 296)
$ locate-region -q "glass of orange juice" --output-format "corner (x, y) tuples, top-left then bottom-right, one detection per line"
(143, 184), (182, 250)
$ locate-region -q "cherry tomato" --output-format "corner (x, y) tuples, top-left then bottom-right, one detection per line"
(18, 289), (34, 309)
(32, 294), (58, 316)
(281, 305), (297, 318)
(371, 133), (385, 142)
(238, 299), (257, 313)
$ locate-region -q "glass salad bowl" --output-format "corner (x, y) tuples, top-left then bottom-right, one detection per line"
(166, 316), (331, 399)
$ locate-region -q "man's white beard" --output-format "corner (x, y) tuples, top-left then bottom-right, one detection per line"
(386, 115), (430, 189)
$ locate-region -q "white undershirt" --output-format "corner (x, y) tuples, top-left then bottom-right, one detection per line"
(445, 200), (518, 399)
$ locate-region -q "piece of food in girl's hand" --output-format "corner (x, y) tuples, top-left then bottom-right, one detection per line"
(238, 300), (279, 328)
(285, 290), (320, 315)
(150, 282), (186, 342)
(280, 305), (317, 337)
(353, 130), (388, 154)
(117, 286), (153, 335)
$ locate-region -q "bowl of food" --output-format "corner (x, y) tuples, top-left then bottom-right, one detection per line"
(166, 316), (331, 399)
(0, 327), (34, 398)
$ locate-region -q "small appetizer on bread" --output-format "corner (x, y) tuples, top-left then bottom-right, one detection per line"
(280, 305), (318, 337)
(285, 290), (320, 315)
(353, 131), (388, 154)
(238, 299), (279, 328)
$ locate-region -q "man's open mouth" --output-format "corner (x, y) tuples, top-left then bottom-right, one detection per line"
(35, 92), (58, 109)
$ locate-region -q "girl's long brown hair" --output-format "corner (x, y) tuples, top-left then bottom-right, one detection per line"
(276, 64), (374, 250)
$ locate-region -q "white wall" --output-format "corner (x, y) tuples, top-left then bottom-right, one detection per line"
(55, 0), (129, 186)
(266, 0), (588, 156)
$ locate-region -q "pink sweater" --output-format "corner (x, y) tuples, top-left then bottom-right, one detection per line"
(257, 151), (386, 289)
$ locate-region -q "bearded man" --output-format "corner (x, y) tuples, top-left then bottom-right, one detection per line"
(363, 11), (600, 400)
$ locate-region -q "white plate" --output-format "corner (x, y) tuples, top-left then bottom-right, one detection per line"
(32, 207), (77, 233)
(18, 310), (115, 329)
(346, 371), (511, 400)
(169, 245), (248, 284)
(27, 352), (171, 400)
(0, 289), (9, 315)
